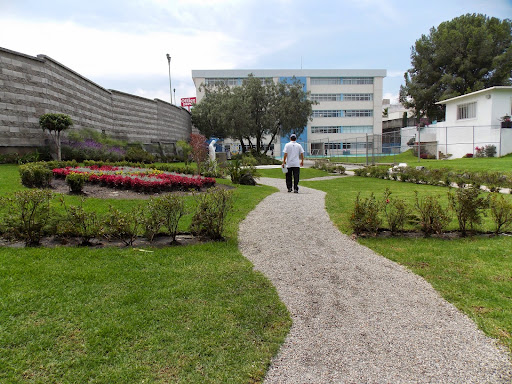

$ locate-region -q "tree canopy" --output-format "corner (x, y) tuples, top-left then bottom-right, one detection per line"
(399, 13), (512, 121)
(191, 75), (314, 153)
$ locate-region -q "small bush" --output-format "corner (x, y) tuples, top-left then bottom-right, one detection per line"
(58, 197), (102, 245)
(65, 172), (89, 193)
(484, 145), (497, 158)
(125, 146), (155, 163)
(414, 192), (450, 237)
(448, 187), (488, 236)
(1, 189), (54, 246)
(489, 193), (512, 234)
(102, 205), (143, 246)
(382, 189), (409, 234)
(349, 192), (381, 235)
(19, 163), (53, 188)
(141, 197), (166, 242)
(159, 194), (186, 243)
(190, 187), (233, 240)
(227, 159), (258, 185)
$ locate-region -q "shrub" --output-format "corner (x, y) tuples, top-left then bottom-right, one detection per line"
(227, 159), (258, 185)
(414, 192), (450, 237)
(190, 187), (233, 240)
(102, 205), (143, 246)
(489, 193), (512, 234)
(19, 163), (53, 188)
(141, 197), (166, 242)
(125, 146), (155, 163)
(1, 189), (54, 246)
(484, 145), (497, 158)
(349, 192), (381, 235)
(382, 189), (409, 234)
(65, 172), (89, 193)
(463, 153), (474, 158)
(448, 187), (488, 236)
(159, 194), (186, 243)
(58, 197), (102, 245)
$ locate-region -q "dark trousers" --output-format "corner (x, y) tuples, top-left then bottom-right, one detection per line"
(286, 167), (300, 191)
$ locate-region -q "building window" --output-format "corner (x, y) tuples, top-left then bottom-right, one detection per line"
(342, 77), (373, 85)
(344, 110), (373, 117)
(342, 143), (351, 149)
(310, 94), (341, 102)
(343, 93), (373, 101)
(311, 126), (341, 134)
(205, 78), (240, 86)
(342, 126), (373, 133)
(312, 110), (342, 118)
(324, 143), (341, 150)
(457, 102), (476, 120)
(311, 78), (342, 85)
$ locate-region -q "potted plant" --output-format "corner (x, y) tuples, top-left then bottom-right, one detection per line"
(500, 114), (512, 128)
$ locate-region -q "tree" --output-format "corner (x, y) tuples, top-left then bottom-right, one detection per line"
(400, 14), (512, 121)
(39, 113), (73, 160)
(192, 75), (314, 153)
(189, 133), (208, 174)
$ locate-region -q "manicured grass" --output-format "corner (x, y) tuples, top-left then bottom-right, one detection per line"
(330, 150), (512, 174)
(0, 165), (291, 383)
(302, 176), (512, 353)
(257, 167), (332, 179)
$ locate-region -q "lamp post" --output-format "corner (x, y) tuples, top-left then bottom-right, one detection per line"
(166, 54), (172, 104)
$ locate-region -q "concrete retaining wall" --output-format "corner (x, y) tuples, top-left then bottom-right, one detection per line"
(0, 47), (191, 154)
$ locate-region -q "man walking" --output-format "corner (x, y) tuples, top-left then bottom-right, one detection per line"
(282, 134), (304, 193)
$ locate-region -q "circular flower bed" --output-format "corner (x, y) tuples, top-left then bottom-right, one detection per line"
(53, 165), (215, 193)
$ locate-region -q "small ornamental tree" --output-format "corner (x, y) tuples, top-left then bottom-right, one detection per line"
(39, 113), (73, 160)
(189, 133), (208, 174)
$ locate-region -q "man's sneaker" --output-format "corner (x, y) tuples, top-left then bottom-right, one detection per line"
(294, 190), (298, 193)
(288, 189), (292, 193)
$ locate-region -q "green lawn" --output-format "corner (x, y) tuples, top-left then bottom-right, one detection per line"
(0, 165), (291, 384)
(302, 176), (512, 353)
(329, 150), (512, 173)
(257, 167), (333, 179)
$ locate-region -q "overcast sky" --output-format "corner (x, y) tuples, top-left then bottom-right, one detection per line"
(1, 0), (511, 105)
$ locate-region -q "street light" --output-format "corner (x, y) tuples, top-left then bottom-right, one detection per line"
(166, 53), (172, 104)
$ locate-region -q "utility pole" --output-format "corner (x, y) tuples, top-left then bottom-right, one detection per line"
(166, 54), (172, 104)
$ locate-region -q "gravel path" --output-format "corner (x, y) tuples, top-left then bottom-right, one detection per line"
(239, 177), (512, 383)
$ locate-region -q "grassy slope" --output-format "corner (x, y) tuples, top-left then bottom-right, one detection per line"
(0, 165), (291, 384)
(302, 176), (512, 353)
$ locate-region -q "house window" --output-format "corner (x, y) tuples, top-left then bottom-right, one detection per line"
(324, 143), (341, 150)
(457, 102), (476, 120)
(343, 125), (373, 133)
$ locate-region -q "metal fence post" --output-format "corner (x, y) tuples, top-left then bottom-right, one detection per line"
(365, 134), (369, 166)
(417, 126), (421, 162)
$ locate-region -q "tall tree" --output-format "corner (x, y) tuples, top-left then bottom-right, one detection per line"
(400, 13), (512, 121)
(192, 75), (313, 153)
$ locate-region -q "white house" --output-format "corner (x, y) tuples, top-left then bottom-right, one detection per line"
(419, 86), (512, 158)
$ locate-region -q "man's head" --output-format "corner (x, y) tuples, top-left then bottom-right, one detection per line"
(290, 134), (297, 141)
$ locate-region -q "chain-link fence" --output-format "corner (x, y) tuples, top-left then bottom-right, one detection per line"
(303, 124), (512, 165)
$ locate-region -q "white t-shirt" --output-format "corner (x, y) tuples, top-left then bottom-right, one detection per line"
(283, 141), (304, 167)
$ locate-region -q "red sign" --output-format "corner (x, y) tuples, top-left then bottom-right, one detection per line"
(181, 97), (196, 107)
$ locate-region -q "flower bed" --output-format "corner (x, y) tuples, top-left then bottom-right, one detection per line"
(53, 166), (215, 193)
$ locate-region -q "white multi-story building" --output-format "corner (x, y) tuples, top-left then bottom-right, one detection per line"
(192, 69), (386, 157)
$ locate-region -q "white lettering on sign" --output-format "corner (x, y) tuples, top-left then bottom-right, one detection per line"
(181, 97), (197, 107)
